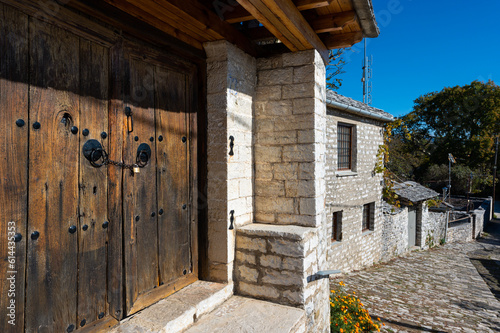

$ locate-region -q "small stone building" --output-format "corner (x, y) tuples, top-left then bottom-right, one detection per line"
(324, 91), (394, 272)
(382, 181), (441, 261)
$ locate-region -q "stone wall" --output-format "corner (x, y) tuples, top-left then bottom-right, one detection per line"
(425, 209), (447, 247)
(447, 222), (472, 243)
(472, 208), (485, 239)
(205, 41), (255, 282)
(253, 51), (326, 229)
(325, 109), (385, 272)
(418, 202), (446, 249)
(381, 205), (408, 262)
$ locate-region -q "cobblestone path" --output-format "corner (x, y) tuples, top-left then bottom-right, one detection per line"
(332, 223), (500, 333)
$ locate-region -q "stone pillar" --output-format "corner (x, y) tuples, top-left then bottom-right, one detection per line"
(236, 50), (329, 332)
(204, 41), (255, 282)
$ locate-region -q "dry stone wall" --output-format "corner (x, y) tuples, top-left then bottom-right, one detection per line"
(381, 205), (409, 261)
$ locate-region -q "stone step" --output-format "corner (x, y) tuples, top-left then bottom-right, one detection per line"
(109, 281), (233, 333)
(183, 296), (306, 333)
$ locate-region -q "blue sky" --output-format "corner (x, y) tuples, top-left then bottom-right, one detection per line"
(333, 0), (500, 117)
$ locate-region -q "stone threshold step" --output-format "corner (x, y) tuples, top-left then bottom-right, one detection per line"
(109, 281), (233, 333)
(183, 296), (306, 333)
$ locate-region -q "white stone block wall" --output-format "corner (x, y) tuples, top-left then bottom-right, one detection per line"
(252, 50), (329, 332)
(381, 207), (409, 261)
(254, 51), (326, 229)
(472, 208), (485, 239)
(423, 208), (447, 248)
(325, 109), (385, 272)
(205, 41), (255, 282)
(447, 222), (472, 243)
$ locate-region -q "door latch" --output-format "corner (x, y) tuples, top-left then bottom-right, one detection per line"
(83, 139), (151, 175)
(125, 106), (133, 133)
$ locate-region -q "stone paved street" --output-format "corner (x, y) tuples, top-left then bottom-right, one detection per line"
(331, 217), (500, 333)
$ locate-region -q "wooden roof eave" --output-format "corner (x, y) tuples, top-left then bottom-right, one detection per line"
(236, 0), (331, 63)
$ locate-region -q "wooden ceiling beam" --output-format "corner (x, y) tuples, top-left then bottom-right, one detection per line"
(102, 0), (214, 45)
(247, 11), (356, 40)
(321, 31), (363, 49)
(103, 0), (257, 56)
(225, 0), (332, 23)
(235, 0), (303, 52)
(236, 0), (329, 62)
(310, 10), (356, 34)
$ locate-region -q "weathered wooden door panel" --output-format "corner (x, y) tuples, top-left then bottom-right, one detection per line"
(124, 50), (198, 315)
(26, 18), (81, 333)
(156, 68), (193, 286)
(124, 56), (160, 315)
(1, 2), (199, 329)
(77, 40), (110, 327)
(0, 4), (29, 332)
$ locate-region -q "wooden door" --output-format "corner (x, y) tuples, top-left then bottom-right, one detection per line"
(0, 3), (199, 331)
(123, 48), (198, 315)
(0, 5), (114, 332)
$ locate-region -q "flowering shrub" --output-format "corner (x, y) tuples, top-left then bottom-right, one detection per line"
(330, 281), (382, 333)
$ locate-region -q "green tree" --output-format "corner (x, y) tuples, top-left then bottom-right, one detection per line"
(389, 80), (500, 195)
(407, 80), (500, 167)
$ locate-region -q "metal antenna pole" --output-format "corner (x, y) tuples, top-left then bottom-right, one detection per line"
(362, 38), (367, 103)
(494, 136), (499, 205)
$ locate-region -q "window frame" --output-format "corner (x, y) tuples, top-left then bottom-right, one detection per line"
(362, 202), (375, 231)
(332, 211), (343, 242)
(337, 123), (353, 171)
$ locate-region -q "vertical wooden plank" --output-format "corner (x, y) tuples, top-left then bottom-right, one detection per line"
(188, 69), (199, 279)
(0, 4), (29, 333)
(26, 18), (80, 332)
(124, 56), (158, 315)
(107, 40), (125, 320)
(156, 67), (191, 285)
(78, 39), (109, 328)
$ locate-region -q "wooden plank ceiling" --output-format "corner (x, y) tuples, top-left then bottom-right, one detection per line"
(96, 0), (366, 62)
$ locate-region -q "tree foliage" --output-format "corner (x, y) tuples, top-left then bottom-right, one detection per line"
(389, 80), (500, 195)
(326, 48), (349, 91)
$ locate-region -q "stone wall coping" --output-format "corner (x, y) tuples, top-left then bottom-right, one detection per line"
(237, 223), (315, 241)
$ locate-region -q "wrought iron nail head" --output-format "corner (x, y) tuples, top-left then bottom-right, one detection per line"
(16, 119), (25, 127)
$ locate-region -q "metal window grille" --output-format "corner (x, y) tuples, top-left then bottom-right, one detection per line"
(338, 124), (352, 170)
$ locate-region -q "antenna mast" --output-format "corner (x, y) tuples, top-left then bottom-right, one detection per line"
(362, 39), (372, 105)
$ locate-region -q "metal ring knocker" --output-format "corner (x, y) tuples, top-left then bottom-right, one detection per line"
(83, 140), (152, 175)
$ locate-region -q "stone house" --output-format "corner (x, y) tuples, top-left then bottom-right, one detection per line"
(382, 181), (490, 261)
(382, 181), (440, 261)
(324, 91), (394, 272)
(0, 0), (381, 332)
